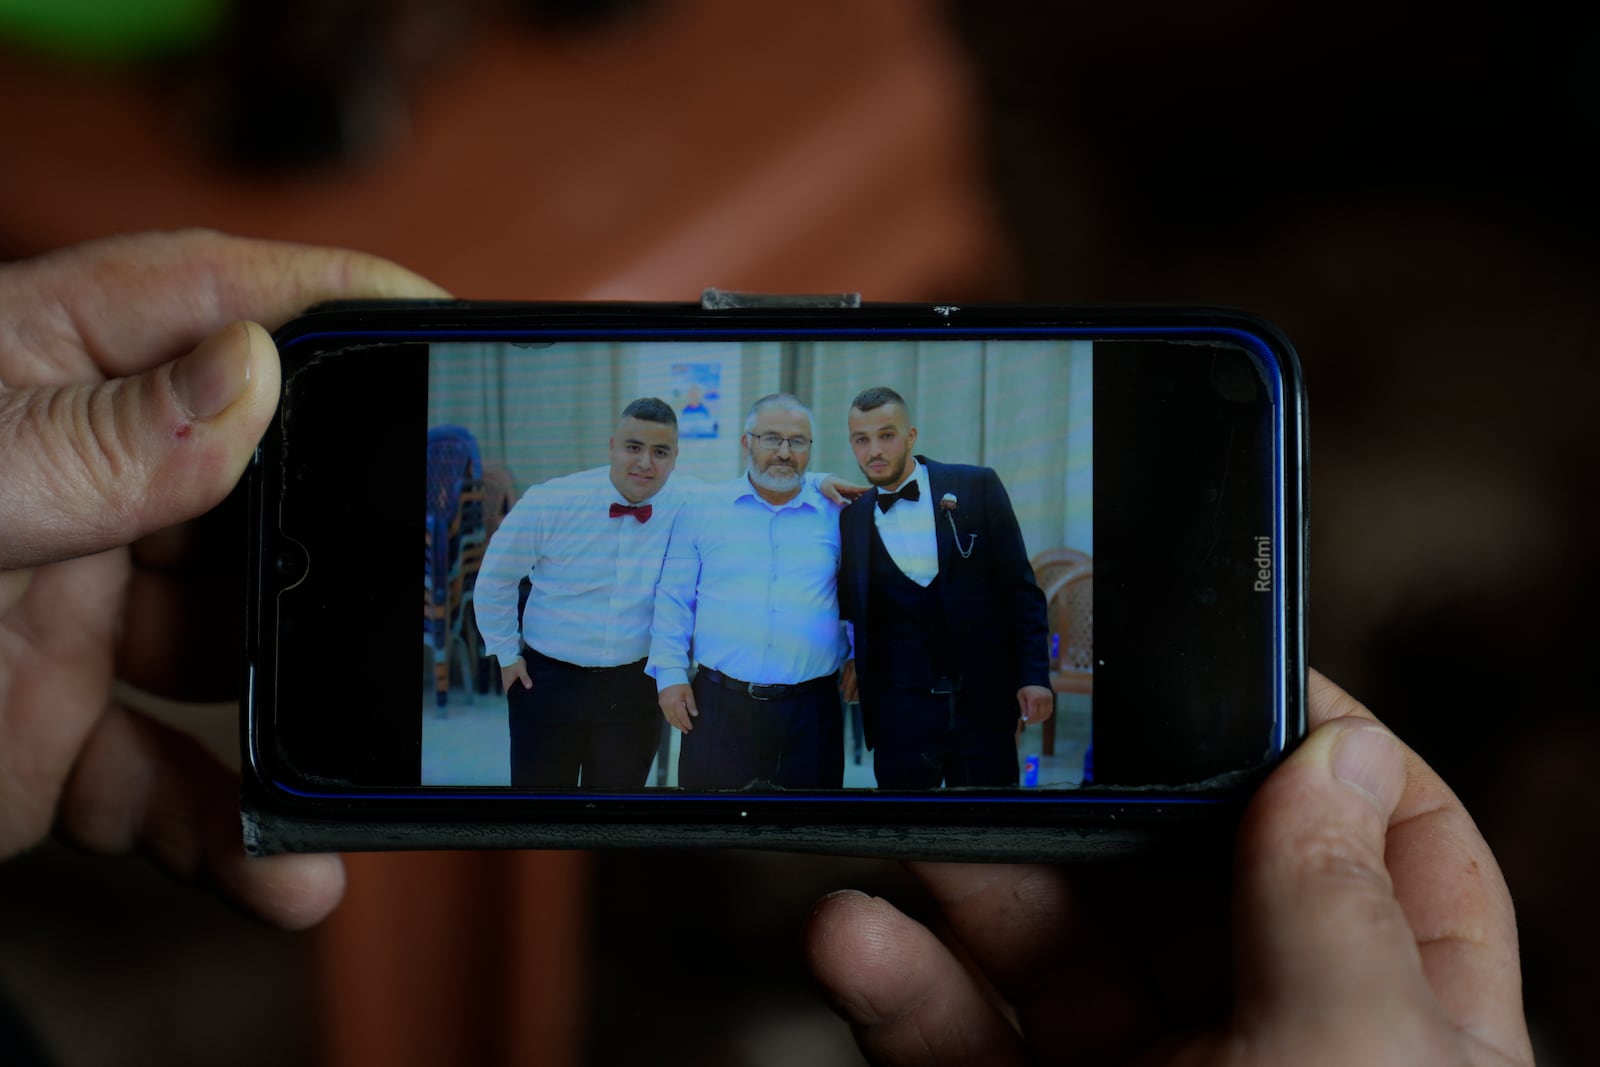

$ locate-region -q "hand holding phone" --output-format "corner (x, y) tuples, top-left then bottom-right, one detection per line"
(0, 231), (446, 928)
(805, 671), (1533, 1065)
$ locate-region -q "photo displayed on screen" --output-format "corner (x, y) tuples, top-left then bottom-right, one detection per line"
(421, 338), (1093, 792)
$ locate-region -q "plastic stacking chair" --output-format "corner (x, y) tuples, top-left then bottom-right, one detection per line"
(1045, 561), (1093, 696)
(425, 426), (483, 714)
(445, 523), (495, 706)
(1029, 546), (1090, 600)
(1038, 555), (1093, 758)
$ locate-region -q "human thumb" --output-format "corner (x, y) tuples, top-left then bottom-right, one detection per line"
(1230, 714), (1436, 1037)
(0, 321), (279, 570)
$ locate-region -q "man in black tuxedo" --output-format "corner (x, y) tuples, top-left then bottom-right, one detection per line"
(838, 387), (1054, 788)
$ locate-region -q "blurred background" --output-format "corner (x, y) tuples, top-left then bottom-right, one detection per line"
(0, 0), (1596, 1063)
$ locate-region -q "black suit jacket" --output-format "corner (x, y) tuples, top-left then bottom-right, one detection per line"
(838, 457), (1050, 746)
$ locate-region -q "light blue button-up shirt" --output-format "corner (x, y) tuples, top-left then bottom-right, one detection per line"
(647, 475), (848, 690)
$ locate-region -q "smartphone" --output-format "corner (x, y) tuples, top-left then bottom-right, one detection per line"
(242, 301), (1307, 858)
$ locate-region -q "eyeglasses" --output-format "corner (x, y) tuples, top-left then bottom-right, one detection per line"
(752, 433), (812, 453)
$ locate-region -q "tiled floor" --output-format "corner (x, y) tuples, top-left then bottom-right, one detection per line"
(423, 683), (1091, 789)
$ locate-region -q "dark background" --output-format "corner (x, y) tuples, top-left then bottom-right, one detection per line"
(0, 1), (1595, 1064)
(957, 6), (1600, 1062)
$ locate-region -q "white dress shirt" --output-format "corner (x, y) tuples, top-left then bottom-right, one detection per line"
(647, 476), (848, 690)
(474, 466), (682, 668)
(872, 460), (939, 586)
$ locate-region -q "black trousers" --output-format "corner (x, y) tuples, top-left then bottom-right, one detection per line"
(507, 648), (660, 790)
(677, 670), (844, 790)
(868, 687), (1020, 789)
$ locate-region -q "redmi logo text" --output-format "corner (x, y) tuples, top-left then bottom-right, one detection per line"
(1253, 536), (1272, 592)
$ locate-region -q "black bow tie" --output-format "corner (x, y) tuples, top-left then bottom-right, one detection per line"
(876, 480), (921, 513)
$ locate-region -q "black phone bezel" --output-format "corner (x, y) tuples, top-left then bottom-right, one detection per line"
(242, 301), (1307, 858)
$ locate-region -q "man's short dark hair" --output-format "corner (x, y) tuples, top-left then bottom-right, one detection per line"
(620, 397), (677, 427)
(851, 386), (908, 416)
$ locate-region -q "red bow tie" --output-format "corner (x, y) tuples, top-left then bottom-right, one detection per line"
(610, 502), (652, 523)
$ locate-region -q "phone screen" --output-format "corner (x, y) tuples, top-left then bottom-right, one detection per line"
(251, 309), (1303, 809)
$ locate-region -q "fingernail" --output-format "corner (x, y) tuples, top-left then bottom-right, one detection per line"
(171, 323), (253, 419)
(1330, 726), (1407, 814)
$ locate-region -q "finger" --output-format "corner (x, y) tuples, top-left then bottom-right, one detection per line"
(117, 563), (239, 698)
(905, 863), (1074, 994)
(0, 549), (129, 853)
(0, 322), (279, 570)
(1307, 667), (1378, 727)
(116, 490), (252, 699)
(1232, 691), (1531, 1064)
(1231, 716), (1432, 1046)
(1307, 674), (1531, 1064)
(56, 702), (346, 930)
(3, 229), (449, 382)
(0, 566), (32, 619)
(805, 889), (1026, 1067)
(903, 861), (1152, 1057)
(1389, 808), (1530, 1067)
(501, 662), (531, 693)
(661, 703), (687, 733)
(128, 521), (196, 570)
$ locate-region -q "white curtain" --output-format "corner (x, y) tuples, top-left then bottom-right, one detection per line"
(428, 341), (782, 493)
(426, 338), (1093, 561)
(430, 341), (649, 493)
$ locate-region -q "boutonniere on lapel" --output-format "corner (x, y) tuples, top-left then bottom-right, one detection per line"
(940, 493), (977, 559)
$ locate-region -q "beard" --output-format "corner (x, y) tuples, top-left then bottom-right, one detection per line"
(747, 459), (803, 495)
(862, 456), (911, 487)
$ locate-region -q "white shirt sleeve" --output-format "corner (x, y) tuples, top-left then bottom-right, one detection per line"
(472, 486), (542, 666)
(645, 490), (704, 690)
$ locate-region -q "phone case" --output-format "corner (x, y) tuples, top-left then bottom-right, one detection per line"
(243, 300), (1307, 858)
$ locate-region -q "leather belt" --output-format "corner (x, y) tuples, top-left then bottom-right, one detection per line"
(698, 666), (835, 702)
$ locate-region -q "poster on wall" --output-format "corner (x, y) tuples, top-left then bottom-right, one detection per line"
(670, 362), (722, 439)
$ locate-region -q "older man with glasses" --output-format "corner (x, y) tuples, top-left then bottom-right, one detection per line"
(647, 392), (850, 790)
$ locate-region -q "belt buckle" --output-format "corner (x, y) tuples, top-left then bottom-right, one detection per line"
(930, 676), (959, 695)
(746, 682), (772, 702)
